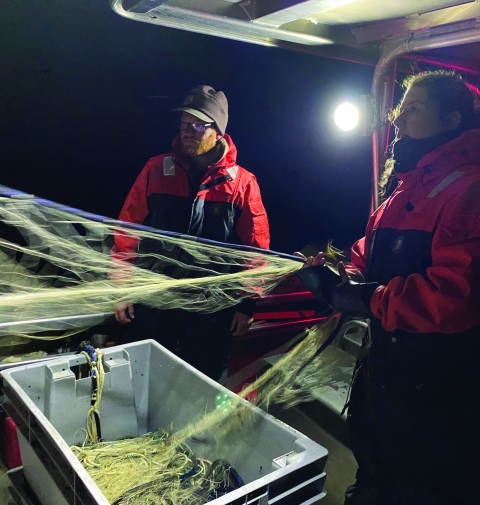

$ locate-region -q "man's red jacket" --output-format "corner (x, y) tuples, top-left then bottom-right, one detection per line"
(114, 134), (270, 258)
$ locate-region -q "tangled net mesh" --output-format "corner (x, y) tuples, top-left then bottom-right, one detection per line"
(0, 193), (298, 339)
(72, 430), (217, 505)
(0, 190), (353, 504)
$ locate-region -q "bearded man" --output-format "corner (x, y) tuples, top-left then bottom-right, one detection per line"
(113, 85), (270, 382)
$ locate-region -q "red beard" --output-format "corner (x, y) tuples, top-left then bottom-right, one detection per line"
(181, 130), (217, 157)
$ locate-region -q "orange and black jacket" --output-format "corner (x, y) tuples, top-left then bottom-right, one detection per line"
(114, 134), (269, 256)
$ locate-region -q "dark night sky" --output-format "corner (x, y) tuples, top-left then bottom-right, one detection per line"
(1, 0), (375, 254)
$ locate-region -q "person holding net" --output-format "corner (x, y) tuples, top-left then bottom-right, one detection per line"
(298, 71), (480, 505)
(113, 85), (270, 382)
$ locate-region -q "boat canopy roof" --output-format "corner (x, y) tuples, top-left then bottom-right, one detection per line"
(111, 0), (480, 73)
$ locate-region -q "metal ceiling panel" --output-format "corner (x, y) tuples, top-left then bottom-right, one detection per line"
(354, 2), (480, 44)
(252, 0), (359, 28)
(308, 0), (474, 25)
(112, 1), (335, 45)
(111, 0), (480, 69)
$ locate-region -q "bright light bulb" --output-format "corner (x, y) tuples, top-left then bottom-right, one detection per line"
(334, 102), (359, 131)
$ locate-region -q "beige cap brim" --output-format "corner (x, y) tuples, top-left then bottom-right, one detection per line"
(173, 107), (214, 124)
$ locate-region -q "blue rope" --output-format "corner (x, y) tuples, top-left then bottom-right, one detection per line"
(80, 345), (102, 441)
(83, 345), (98, 378)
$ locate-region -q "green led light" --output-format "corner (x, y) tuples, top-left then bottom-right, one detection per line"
(215, 393), (233, 410)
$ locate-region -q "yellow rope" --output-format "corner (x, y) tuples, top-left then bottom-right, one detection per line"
(82, 348), (105, 444)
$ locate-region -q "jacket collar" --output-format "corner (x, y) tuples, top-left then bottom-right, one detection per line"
(397, 128), (480, 185)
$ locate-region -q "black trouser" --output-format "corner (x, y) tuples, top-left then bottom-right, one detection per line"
(123, 304), (235, 382)
(346, 363), (480, 505)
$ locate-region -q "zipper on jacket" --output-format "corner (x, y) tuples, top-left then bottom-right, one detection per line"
(187, 172), (233, 235)
(187, 195), (199, 235)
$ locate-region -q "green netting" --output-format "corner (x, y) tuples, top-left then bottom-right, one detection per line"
(0, 195), (299, 338)
(0, 191), (350, 504)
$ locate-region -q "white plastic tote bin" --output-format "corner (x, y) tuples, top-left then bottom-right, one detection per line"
(1, 339), (328, 505)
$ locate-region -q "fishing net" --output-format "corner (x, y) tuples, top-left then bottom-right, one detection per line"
(0, 188), (353, 504)
(71, 315), (346, 505)
(0, 192), (300, 340)
(72, 430), (223, 505)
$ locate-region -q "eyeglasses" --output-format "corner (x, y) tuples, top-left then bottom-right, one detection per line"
(179, 121), (213, 133)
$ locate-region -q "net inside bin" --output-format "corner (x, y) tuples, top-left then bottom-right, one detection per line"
(0, 194), (344, 504)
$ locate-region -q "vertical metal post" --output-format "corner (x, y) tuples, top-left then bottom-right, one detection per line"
(371, 39), (409, 213)
(370, 95), (381, 214)
(382, 60), (397, 154)
(371, 61), (397, 214)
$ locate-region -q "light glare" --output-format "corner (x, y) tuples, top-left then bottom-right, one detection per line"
(334, 102), (359, 131)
